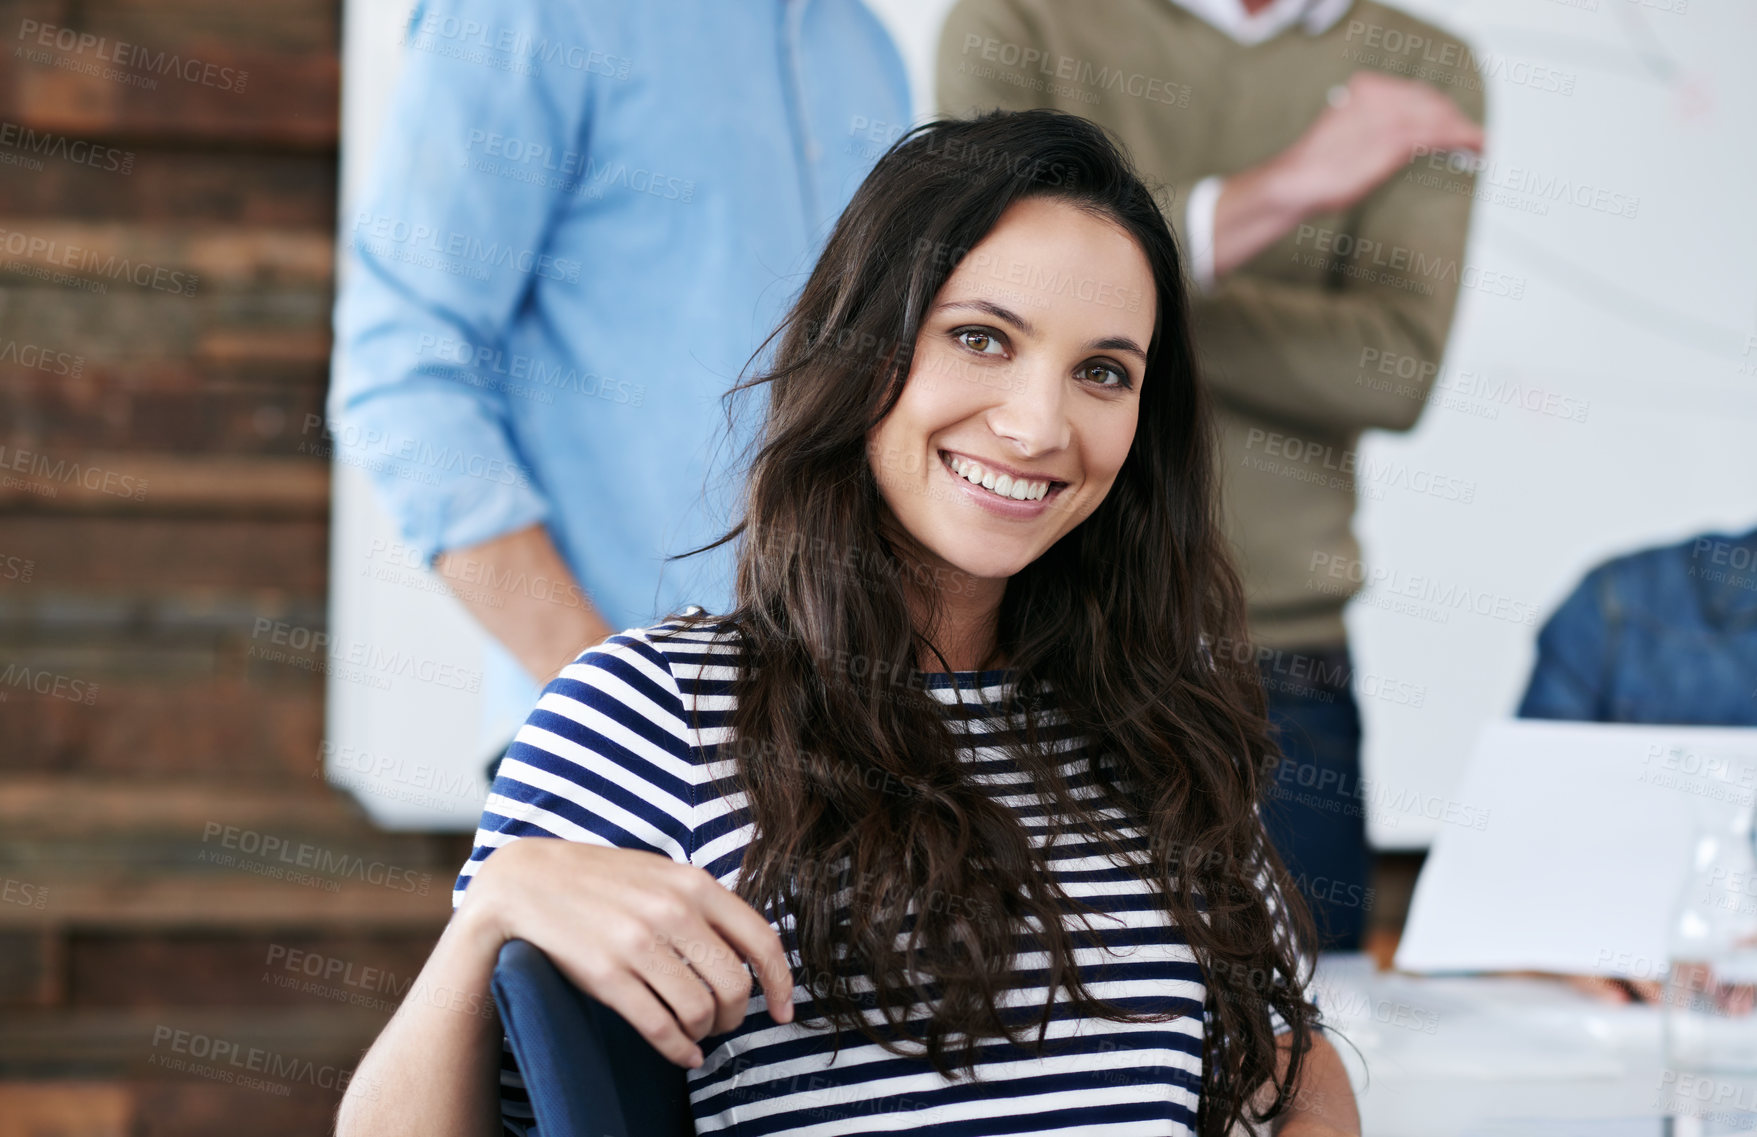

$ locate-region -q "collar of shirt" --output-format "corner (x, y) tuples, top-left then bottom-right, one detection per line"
(1160, 0), (1354, 45)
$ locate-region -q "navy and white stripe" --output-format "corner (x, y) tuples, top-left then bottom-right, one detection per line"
(456, 620), (1298, 1136)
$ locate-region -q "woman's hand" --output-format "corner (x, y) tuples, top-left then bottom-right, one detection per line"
(464, 838), (795, 1067)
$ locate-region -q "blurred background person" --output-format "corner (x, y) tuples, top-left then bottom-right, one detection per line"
(1520, 523), (1757, 726)
(937, 0), (1485, 950)
(331, 0), (909, 777)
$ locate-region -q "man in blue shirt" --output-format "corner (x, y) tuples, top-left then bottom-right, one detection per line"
(331, 0), (909, 757)
(1519, 525), (1757, 726)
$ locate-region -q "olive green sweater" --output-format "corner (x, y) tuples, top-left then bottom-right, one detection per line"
(937, 0), (1484, 650)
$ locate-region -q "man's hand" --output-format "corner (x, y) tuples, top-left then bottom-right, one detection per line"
(1210, 71), (1485, 279)
(1274, 71), (1484, 217)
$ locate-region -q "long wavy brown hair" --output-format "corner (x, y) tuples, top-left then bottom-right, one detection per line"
(668, 109), (1317, 1135)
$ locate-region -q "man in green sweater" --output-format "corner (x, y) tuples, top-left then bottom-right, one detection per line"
(939, 0), (1486, 950)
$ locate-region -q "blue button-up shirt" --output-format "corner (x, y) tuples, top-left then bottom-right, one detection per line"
(1518, 528), (1757, 726)
(331, 0), (909, 742)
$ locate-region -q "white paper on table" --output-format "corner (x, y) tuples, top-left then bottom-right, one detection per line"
(1394, 720), (1757, 977)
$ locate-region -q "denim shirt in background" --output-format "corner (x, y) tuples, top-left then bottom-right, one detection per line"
(1517, 527), (1757, 726)
(330, 0), (909, 747)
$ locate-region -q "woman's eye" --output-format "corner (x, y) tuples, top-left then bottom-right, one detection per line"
(1080, 361), (1129, 389)
(955, 328), (1005, 355)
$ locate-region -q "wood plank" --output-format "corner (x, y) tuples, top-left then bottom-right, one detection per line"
(0, 1006), (390, 1073)
(131, 1079), (346, 1137)
(0, 362), (328, 457)
(8, 0), (339, 149)
(0, 779), (378, 840)
(0, 930), (64, 1005)
(13, 56), (338, 147)
(0, 673), (322, 779)
(12, 0), (340, 54)
(0, 286), (333, 365)
(0, 516), (326, 590)
(0, 1082), (131, 1137)
(0, 150), (336, 226)
(68, 930), (441, 1007)
(0, 454), (326, 512)
(0, 778), (474, 868)
(0, 220), (333, 293)
(0, 874), (453, 932)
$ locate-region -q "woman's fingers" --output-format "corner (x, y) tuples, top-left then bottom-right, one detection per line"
(695, 876), (796, 1024)
(652, 920), (766, 1036)
(589, 968), (707, 1068)
(491, 845), (796, 1055)
(636, 937), (722, 1042)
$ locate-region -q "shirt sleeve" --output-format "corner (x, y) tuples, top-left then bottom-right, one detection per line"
(329, 0), (604, 564)
(1183, 175), (1226, 297)
(452, 629), (700, 1135)
(1187, 61), (1487, 437)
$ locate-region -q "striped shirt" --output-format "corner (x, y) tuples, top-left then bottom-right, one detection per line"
(456, 620), (1300, 1136)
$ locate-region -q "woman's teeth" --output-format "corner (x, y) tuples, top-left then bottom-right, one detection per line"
(947, 454), (1052, 502)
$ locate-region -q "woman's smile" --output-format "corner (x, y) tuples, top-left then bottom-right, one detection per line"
(937, 448), (1069, 516)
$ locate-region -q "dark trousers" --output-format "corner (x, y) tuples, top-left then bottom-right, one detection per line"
(1257, 645), (1371, 952)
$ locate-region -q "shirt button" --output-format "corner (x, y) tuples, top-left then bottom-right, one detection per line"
(804, 140), (822, 163)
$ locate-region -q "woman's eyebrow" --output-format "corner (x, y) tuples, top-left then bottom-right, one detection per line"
(934, 298), (1037, 336)
(935, 298), (1146, 361)
(1088, 335), (1147, 361)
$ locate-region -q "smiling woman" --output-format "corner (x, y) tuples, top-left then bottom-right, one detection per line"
(336, 109), (1357, 1137)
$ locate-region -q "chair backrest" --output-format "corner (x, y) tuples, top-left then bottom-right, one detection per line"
(490, 939), (694, 1137)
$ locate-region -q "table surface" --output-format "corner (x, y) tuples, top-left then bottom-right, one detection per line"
(1310, 954), (1750, 1136)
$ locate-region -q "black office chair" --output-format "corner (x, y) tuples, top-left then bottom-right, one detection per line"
(491, 939), (694, 1137)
